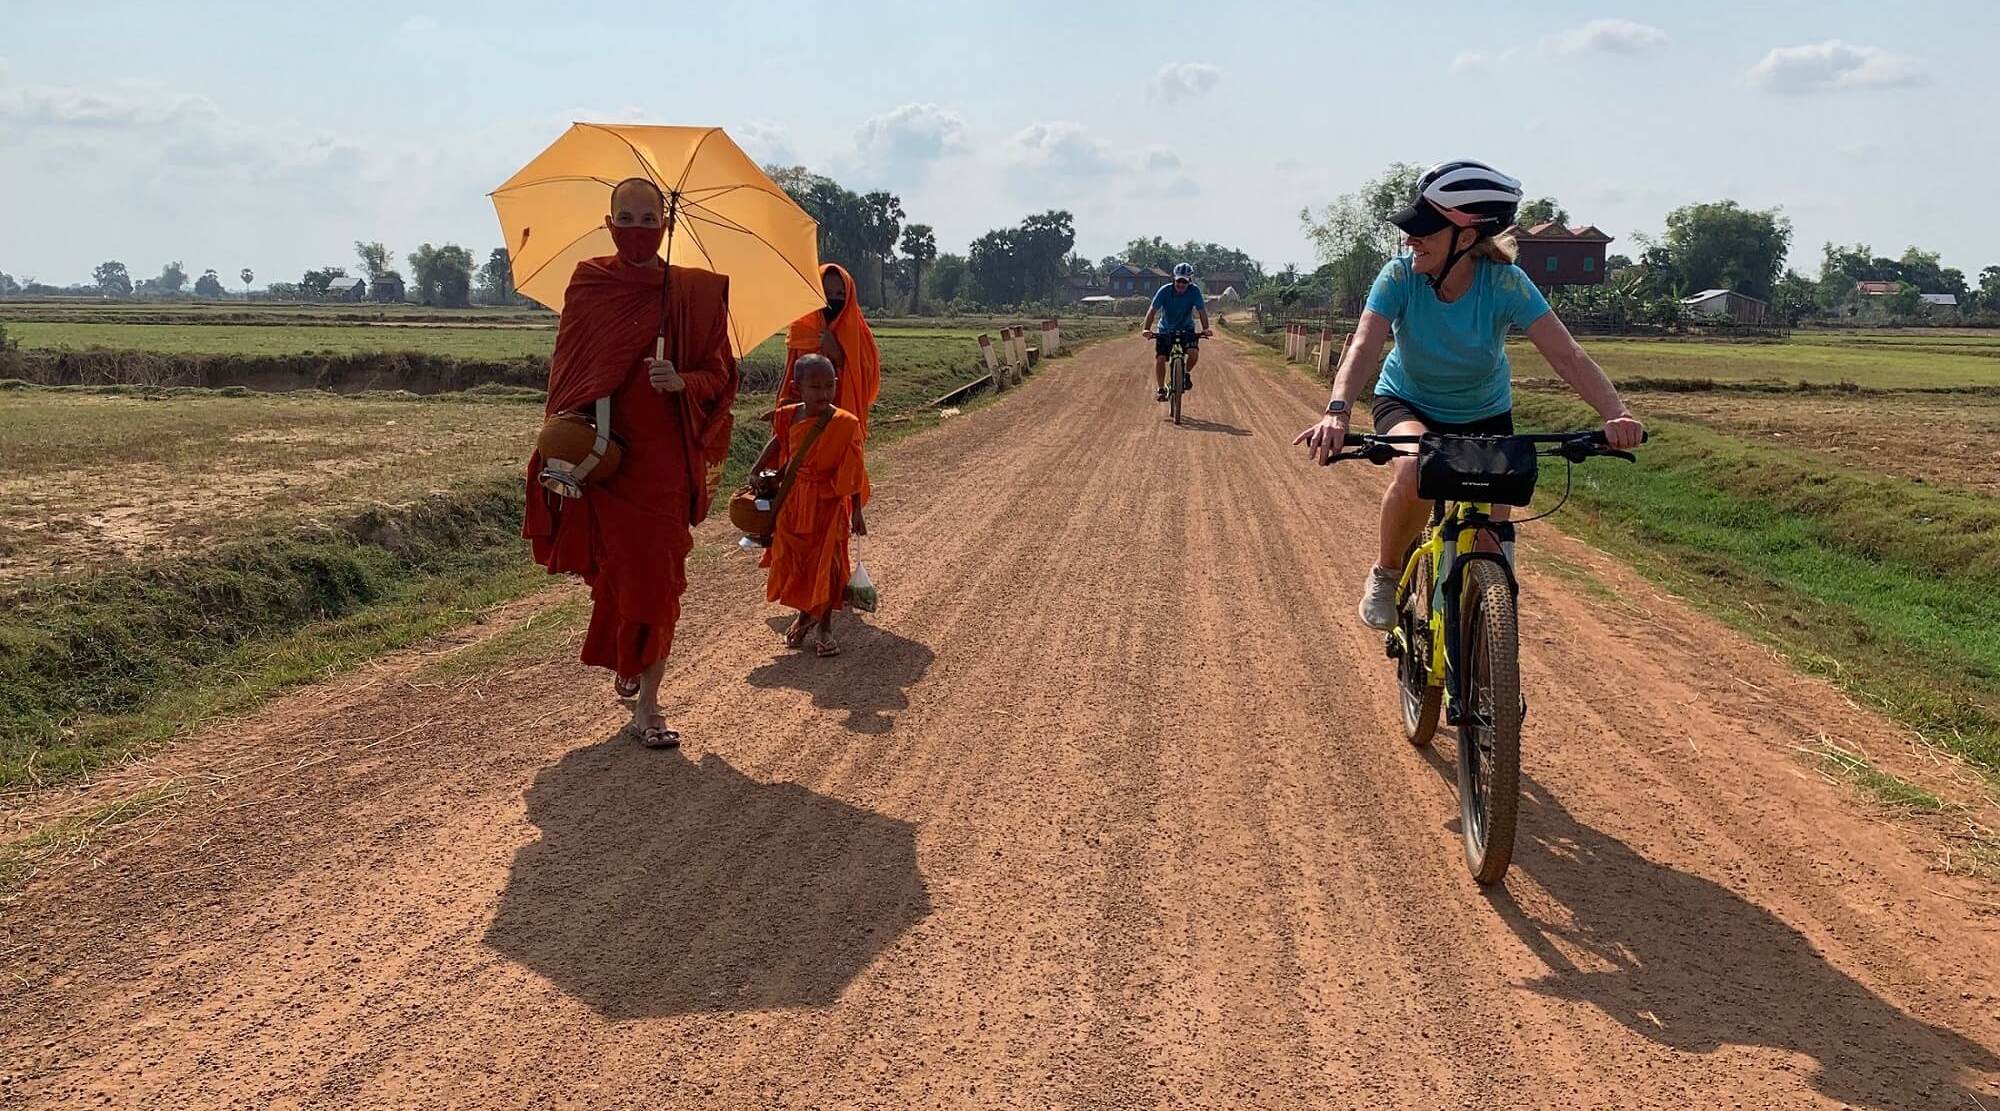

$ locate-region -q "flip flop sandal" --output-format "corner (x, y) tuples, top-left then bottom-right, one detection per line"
(784, 620), (813, 650)
(631, 720), (680, 749)
(815, 638), (841, 658)
(614, 674), (641, 698)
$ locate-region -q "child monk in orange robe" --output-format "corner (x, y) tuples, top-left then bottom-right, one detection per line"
(753, 355), (867, 657)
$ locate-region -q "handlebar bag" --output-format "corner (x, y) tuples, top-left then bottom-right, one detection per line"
(1417, 433), (1540, 507)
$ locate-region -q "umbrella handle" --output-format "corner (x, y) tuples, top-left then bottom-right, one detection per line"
(654, 194), (679, 364)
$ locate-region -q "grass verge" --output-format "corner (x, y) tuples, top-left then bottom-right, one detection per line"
(1512, 392), (2000, 782)
(0, 480), (537, 789)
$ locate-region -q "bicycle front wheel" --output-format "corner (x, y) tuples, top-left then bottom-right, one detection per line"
(1457, 559), (1521, 884)
(1169, 354), (1185, 424)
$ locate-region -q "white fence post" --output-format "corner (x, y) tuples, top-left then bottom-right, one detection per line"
(979, 333), (1003, 390)
(1316, 328), (1334, 378)
(1042, 318), (1061, 356)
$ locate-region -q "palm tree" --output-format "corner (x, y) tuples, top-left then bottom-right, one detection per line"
(858, 191), (904, 308)
(899, 224), (937, 314)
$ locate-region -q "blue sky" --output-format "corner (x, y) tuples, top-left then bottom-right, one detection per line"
(2, 0), (1992, 287)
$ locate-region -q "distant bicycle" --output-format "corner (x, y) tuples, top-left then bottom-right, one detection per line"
(1323, 428), (1642, 883)
(1143, 328), (1211, 425)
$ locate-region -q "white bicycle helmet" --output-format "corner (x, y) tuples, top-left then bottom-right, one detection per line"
(1171, 262), (1194, 279)
(1388, 159), (1524, 285)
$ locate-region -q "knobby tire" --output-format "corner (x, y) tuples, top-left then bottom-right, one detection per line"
(1458, 558), (1521, 884)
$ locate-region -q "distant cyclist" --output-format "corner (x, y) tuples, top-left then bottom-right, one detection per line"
(1292, 159), (1645, 629)
(1141, 262), (1213, 402)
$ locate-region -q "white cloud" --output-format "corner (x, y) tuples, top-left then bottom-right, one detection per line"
(1837, 140), (1883, 162)
(852, 102), (968, 172)
(735, 120), (797, 167)
(1148, 62), (1222, 103)
(1539, 20), (1669, 57)
(1143, 148), (1181, 172)
(1453, 22), (1663, 74)
(0, 83), (220, 129)
(1451, 46), (1523, 73)
(1749, 40), (1929, 95)
(1002, 120), (1120, 179)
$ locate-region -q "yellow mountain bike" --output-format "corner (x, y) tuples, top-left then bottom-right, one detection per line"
(1325, 429), (1640, 883)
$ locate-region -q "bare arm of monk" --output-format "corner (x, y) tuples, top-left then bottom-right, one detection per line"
(819, 327), (846, 369)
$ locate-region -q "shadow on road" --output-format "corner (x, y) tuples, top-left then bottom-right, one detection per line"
(485, 736), (931, 1019)
(1448, 765), (2000, 1110)
(1175, 416), (1252, 437)
(749, 616), (935, 735)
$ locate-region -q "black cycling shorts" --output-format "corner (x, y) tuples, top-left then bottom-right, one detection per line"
(1370, 394), (1514, 436)
(1154, 331), (1200, 358)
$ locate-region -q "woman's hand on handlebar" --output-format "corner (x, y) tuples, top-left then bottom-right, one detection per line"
(1603, 410), (1646, 451)
(1294, 413), (1350, 465)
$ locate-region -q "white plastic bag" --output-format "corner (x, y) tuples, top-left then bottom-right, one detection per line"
(844, 538), (879, 613)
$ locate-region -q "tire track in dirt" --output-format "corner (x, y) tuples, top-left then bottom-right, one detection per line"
(3, 333), (1999, 1110)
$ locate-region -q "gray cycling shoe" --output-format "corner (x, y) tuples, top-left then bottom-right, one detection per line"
(1359, 566), (1400, 630)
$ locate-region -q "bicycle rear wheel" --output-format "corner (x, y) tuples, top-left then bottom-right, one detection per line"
(1457, 558), (1521, 884)
(1168, 353), (1185, 424)
(1398, 547), (1442, 746)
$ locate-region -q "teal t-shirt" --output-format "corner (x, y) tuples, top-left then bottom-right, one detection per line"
(1364, 254), (1552, 423)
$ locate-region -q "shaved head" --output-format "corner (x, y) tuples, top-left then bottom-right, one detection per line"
(609, 177), (665, 221)
(794, 354), (837, 385)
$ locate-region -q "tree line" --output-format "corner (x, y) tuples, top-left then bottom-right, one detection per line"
(1287, 161), (2000, 326)
(0, 243), (524, 309)
(765, 164), (1268, 314)
(4, 161), (1280, 315)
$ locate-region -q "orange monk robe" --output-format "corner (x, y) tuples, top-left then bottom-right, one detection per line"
(522, 257), (739, 677)
(777, 264), (880, 503)
(760, 403), (867, 615)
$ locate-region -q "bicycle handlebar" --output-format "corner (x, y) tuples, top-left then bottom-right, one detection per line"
(1319, 430), (1647, 467)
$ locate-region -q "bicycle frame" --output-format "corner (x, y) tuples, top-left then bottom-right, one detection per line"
(1396, 499), (1519, 726)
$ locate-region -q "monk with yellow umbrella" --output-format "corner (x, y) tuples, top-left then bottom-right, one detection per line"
(494, 123), (823, 748)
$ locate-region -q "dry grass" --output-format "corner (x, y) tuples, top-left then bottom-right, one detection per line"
(1619, 389), (2000, 495)
(0, 390), (542, 583)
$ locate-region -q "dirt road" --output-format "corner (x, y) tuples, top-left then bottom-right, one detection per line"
(6, 334), (2000, 1109)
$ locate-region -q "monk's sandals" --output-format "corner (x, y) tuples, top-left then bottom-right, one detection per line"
(627, 718), (681, 749)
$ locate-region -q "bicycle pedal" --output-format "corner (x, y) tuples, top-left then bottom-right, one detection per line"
(1383, 632), (1402, 659)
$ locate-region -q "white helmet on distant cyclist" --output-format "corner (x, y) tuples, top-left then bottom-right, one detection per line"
(1172, 262), (1195, 279)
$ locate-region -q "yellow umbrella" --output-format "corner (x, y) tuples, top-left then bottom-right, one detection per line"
(490, 123), (823, 356)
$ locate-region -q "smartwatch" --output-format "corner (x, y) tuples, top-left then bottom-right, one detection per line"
(1325, 399), (1350, 417)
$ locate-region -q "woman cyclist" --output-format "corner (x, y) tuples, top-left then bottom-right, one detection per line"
(1294, 159), (1646, 629)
